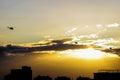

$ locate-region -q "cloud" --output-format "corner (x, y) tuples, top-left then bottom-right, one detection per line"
(51, 38), (73, 44)
(96, 23), (119, 28)
(66, 27), (77, 33)
(0, 37), (119, 57)
(106, 23), (119, 28)
(87, 38), (118, 45)
(32, 38), (73, 46)
(72, 34), (98, 41)
(32, 44), (88, 51)
(96, 24), (103, 28)
(65, 27), (77, 36)
(0, 44), (32, 54)
(44, 35), (51, 39)
(0, 46), (6, 56)
(102, 48), (120, 55)
(85, 38), (119, 48)
(0, 38), (89, 56)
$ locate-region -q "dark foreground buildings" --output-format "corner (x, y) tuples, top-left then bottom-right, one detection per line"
(76, 76), (92, 80)
(55, 76), (70, 80)
(34, 75), (52, 80)
(4, 66), (32, 80)
(4, 66), (120, 80)
(94, 70), (120, 80)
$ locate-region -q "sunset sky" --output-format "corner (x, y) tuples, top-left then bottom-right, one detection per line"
(0, 0), (120, 80)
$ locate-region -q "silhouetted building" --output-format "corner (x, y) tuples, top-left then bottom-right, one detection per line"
(94, 70), (120, 80)
(4, 74), (11, 80)
(34, 75), (52, 80)
(4, 66), (32, 80)
(55, 76), (70, 80)
(76, 76), (92, 80)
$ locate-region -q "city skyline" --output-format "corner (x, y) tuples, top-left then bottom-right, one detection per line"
(4, 66), (120, 80)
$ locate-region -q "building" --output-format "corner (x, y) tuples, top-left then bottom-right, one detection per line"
(55, 76), (70, 80)
(34, 75), (52, 80)
(94, 70), (120, 80)
(76, 76), (92, 80)
(4, 66), (32, 80)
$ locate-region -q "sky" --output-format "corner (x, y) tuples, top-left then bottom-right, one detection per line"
(0, 0), (120, 43)
(1, 0), (120, 80)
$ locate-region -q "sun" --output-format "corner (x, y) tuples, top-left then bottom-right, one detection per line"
(59, 48), (119, 59)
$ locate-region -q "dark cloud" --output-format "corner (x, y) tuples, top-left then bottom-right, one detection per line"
(1, 38), (120, 57)
(0, 38), (88, 56)
(102, 48), (120, 55)
(0, 46), (6, 55)
(2, 38), (120, 57)
(0, 44), (32, 56)
(51, 38), (73, 44)
(32, 44), (88, 51)
(32, 38), (73, 46)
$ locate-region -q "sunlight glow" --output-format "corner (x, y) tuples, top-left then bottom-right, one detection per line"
(59, 48), (119, 59)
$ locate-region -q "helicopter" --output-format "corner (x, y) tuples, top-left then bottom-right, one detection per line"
(7, 26), (14, 30)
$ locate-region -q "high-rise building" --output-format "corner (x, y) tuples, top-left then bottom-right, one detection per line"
(4, 66), (32, 80)
(94, 70), (120, 80)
